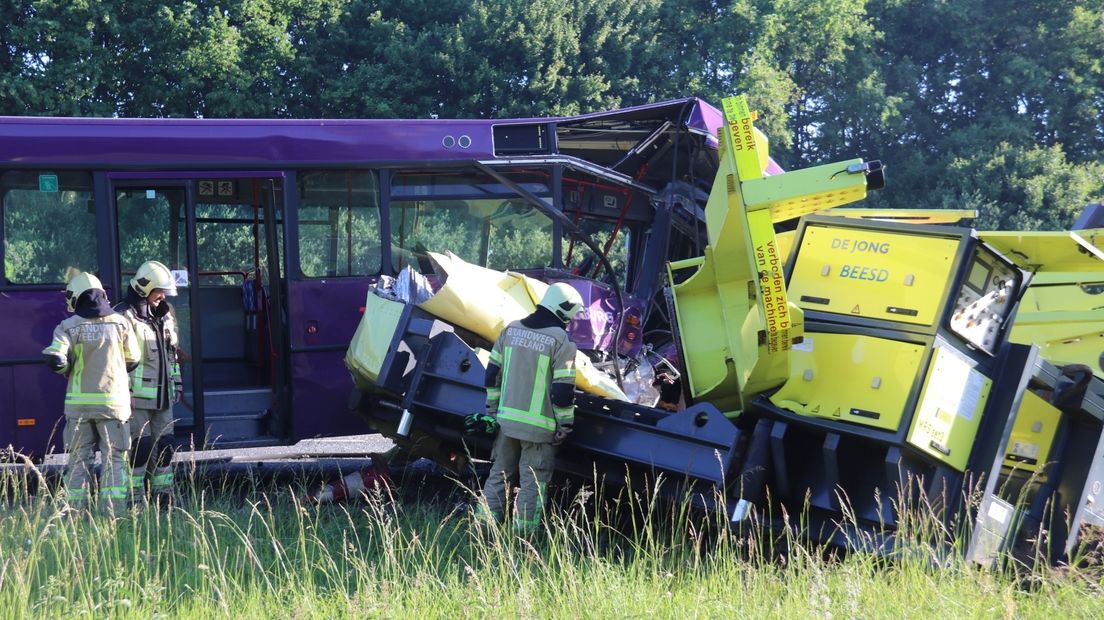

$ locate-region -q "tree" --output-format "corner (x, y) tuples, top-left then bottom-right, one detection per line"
(0, 0), (1101, 232)
(0, 0), (39, 114)
(859, 0), (1104, 223)
(933, 143), (1104, 231)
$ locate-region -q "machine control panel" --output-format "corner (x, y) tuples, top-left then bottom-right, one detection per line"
(948, 246), (1020, 355)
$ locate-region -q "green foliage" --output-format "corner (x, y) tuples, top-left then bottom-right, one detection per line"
(860, 0), (1104, 225)
(938, 143), (1104, 231)
(297, 171), (381, 277)
(0, 0), (1101, 229)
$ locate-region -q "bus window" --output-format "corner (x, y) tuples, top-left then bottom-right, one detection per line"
(562, 218), (631, 284)
(196, 203), (275, 286)
(485, 200), (553, 271)
(390, 172), (553, 273)
(297, 171), (380, 278)
(116, 188), (187, 279)
(2, 171), (96, 284)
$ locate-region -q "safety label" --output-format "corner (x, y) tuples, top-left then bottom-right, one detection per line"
(1010, 441), (1040, 461)
(721, 95), (762, 182)
(38, 174), (58, 193)
(792, 337), (814, 352)
(926, 347), (986, 422)
(987, 499), (1011, 524)
(753, 213), (791, 354)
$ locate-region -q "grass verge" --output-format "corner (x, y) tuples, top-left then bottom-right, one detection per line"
(0, 464), (1101, 619)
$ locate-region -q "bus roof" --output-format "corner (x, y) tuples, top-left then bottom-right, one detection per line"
(0, 97), (726, 169)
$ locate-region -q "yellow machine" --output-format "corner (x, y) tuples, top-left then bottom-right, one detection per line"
(767, 216), (1023, 471)
(668, 95), (882, 414)
(983, 228), (1104, 372)
(678, 98), (1104, 555)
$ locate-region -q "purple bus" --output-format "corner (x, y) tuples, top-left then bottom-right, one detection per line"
(0, 98), (726, 459)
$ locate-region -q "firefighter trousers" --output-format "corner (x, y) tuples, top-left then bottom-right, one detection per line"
(63, 417), (130, 514)
(481, 433), (556, 532)
(129, 407), (175, 498)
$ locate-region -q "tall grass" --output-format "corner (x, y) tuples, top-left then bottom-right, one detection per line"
(0, 462), (1101, 619)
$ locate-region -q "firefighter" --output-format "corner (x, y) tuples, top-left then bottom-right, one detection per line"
(114, 260), (182, 505)
(475, 282), (584, 534)
(42, 272), (139, 515)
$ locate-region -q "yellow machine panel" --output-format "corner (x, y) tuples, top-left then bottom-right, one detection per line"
(1007, 277), (1104, 370)
(907, 346), (993, 470)
(1002, 390), (1061, 473)
(1019, 277), (1104, 313)
(776, 229), (796, 265)
(823, 208), (978, 225)
(789, 225), (960, 326)
(769, 332), (927, 431)
(979, 229), (1104, 273)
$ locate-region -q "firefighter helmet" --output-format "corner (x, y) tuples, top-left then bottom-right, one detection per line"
(539, 282), (585, 324)
(65, 272), (105, 313)
(130, 260), (177, 298)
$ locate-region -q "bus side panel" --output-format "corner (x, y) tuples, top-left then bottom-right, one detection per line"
(10, 364), (66, 456)
(0, 290), (69, 457)
(286, 278), (375, 440)
(0, 366), (11, 449)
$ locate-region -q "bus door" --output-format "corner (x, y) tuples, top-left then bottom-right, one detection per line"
(283, 170), (380, 440)
(110, 175), (288, 447)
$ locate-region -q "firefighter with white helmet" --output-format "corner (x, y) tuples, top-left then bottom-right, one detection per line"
(42, 271), (140, 515)
(114, 260), (182, 505)
(473, 282), (584, 534)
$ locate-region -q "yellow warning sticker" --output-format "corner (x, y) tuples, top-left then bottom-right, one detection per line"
(723, 96), (752, 120)
(721, 95), (763, 182)
(750, 209), (791, 354)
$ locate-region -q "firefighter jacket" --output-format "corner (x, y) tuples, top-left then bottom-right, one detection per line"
(42, 314), (140, 420)
(486, 319), (577, 443)
(115, 300), (182, 411)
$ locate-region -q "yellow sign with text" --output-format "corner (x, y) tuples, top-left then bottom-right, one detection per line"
(749, 209), (792, 353)
(721, 95), (765, 182)
(789, 224), (958, 326)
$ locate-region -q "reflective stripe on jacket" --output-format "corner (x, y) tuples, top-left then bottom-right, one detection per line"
(116, 304), (181, 411)
(487, 320), (577, 443)
(42, 314), (139, 420)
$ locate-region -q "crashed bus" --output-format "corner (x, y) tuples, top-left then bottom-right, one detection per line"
(0, 99), (720, 456)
